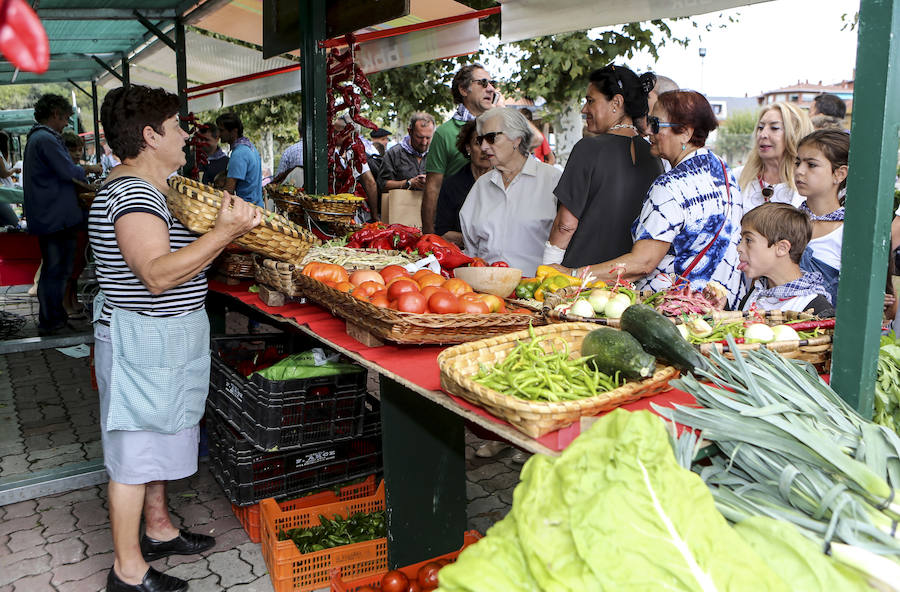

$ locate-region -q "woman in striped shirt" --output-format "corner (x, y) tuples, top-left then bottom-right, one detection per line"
(89, 84), (261, 592)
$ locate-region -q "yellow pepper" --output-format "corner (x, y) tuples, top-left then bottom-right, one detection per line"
(535, 265), (562, 282)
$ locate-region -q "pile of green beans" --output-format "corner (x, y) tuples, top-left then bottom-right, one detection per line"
(472, 331), (622, 402)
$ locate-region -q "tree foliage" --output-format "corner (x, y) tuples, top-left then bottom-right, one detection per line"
(714, 109), (757, 167)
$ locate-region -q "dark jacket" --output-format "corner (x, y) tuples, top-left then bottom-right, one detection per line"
(23, 125), (87, 235)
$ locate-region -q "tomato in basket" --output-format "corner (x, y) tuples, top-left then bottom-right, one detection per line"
(381, 570), (409, 592)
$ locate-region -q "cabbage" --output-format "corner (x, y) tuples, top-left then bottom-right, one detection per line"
(438, 410), (793, 592)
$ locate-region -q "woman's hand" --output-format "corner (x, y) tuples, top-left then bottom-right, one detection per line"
(214, 192), (263, 242)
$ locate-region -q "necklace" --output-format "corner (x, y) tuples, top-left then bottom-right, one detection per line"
(609, 123), (638, 134)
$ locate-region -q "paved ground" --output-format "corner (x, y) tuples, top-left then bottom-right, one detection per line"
(0, 301), (524, 591)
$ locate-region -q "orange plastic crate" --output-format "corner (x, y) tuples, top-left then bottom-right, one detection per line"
(233, 476), (378, 543)
(329, 530), (483, 592)
(261, 480), (387, 592)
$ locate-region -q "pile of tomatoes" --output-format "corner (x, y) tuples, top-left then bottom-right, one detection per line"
(302, 262), (511, 315)
(358, 560), (445, 592)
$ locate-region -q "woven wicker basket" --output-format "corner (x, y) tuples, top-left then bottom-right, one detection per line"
(695, 311), (833, 367)
(167, 175), (319, 264)
(252, 255), (303, 298)
(295, 274), (545, 345)
(299, 194), (363, 224)
(437, 323), (679, 438)
(214, 251), (255, 279)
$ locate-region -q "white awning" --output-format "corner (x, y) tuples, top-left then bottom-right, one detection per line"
(499, 0), (773, 43)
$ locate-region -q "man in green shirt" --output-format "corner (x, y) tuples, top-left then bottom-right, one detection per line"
(421, 64), (497, 234)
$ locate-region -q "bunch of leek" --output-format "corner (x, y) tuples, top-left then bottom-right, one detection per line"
(656, 339), (900, 590)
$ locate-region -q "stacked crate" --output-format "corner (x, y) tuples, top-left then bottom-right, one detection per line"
(205, 334), (382, 541)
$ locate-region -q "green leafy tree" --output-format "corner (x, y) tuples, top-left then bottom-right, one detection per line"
(714, 109), (757, 168)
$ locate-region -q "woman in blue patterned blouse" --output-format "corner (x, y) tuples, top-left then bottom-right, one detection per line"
(559, 90), (745, 308)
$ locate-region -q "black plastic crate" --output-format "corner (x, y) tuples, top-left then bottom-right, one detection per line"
(209, 334), (368, 451)
(207, 397), (382, 506)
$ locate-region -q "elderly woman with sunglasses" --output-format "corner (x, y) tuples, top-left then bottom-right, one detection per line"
(458, 108), (561, 275)
(735, 102), (813, 210)
(565, 90), (745, 308)
(543, 64), (664, 270)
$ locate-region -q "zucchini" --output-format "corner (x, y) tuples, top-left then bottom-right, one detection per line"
(581, 327), (656, 380)
(620, 304), (706, 372)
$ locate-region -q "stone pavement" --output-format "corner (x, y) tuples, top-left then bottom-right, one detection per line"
(0, 429), (523, 592)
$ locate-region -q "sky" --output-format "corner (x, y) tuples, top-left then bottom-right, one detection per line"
(624, 0), (861, 98)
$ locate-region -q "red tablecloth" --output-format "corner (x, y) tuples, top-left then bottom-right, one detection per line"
(210, 281), (696, 451)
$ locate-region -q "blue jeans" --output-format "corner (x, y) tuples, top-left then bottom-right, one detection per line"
(37, 227), (77, 329)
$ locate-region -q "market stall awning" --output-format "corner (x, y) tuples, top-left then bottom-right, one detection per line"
(498, 0), (773, 42)
(0, 0), (200, 85)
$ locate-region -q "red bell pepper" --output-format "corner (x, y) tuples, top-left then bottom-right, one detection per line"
(490, 261), (509, 267)
(416, 234), (473, 269)
(470, 257), (487, 267)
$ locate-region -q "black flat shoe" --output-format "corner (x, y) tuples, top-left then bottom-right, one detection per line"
(106, 566), (188, 592)
(140, 529), (215, 562)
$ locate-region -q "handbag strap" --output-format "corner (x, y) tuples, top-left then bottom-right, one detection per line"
(673, 157), (732, 285)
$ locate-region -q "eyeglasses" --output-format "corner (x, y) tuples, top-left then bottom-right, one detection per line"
(472, 78), (498, 88)
(647, 115), (679, 135)
(476, 131), (504, 145)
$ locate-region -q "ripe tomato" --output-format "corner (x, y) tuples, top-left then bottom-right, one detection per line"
(406, 581), (422, 592)
(349, 269), (385, 287)
(470, 257), (487, 267)
(428, 291), (459, 314)
(478, 293), (504, 312)
(380, 570), (409, 592)
(420, 285), (450, 301)
(380, 265), (411, 284)
(413, 268), (435, 281)
(351, 281), (383, 300)
(387, 278), (420, 301)
(443, 278), (472, 296)
(417, 562), (441, 589)
(396, 291), (427, 314)
(369, 293), (390, 308)
(416, 272), (445, 289)
(459, 298), (489, 314)
(334, 281), (354, 293)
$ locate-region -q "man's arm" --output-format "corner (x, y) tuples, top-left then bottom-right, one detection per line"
(421, 172), (443, 234)
(359, 170), (380, 221)
(37, 134), (88, 182)
(222, 177), (238, 194)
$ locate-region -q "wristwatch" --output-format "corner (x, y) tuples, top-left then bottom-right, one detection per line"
(404, 179), (411, 189)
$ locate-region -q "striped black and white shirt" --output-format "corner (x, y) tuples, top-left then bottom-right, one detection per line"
(88, 176), (207, 323)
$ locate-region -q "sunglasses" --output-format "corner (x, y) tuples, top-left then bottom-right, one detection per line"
(647, 115), (678, 135)
(472, 78), (499, 88)
(476, 131), (504, 145)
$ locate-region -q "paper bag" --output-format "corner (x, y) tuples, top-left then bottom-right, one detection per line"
(381, 189), (422, 227)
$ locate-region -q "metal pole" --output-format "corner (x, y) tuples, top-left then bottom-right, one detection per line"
(120, 54), (129, 87)
(91, 80), (100, 162)
(174, 17), (193, 175)
(830, 0), (900, 416)
(300, 0), (328, 194)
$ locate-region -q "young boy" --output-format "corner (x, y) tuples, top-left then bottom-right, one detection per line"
(736, 202), (834, 317)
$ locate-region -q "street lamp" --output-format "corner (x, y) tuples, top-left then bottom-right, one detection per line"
(699, 47), (707, 94)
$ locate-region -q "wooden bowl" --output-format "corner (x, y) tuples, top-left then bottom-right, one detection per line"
(452, 267), (522, 297)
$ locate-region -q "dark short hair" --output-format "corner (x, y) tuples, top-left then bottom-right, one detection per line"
(798, 129), (850, 192)
(455, 120), (477, 159)
(61, 130), (83, 149)
(199, 122), (219, 137)
(451, 64), (485, 105)
(655, 90), (718, 147)
(216, 112), (243, 137)
(33, 94), (72, 124)
(100, 84), (180, 160)
(813, 94), (846, 119)
(588, 64), (656, 121)
(741, 202), (811, 264)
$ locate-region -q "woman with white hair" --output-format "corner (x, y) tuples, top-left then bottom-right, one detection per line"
(458, 108), (561, 275)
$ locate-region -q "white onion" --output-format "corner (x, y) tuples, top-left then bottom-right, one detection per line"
(744, 323), (775, 343)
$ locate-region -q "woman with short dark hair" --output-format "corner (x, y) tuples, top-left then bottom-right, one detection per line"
(89, 84), (261, 592)
(558, 90), (745, 308)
